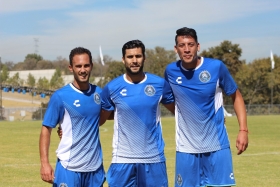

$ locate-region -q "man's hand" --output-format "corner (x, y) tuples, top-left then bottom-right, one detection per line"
(236, 130), (249, 155)
(40, 162), (54, 184)
(57, 126), (62, 139)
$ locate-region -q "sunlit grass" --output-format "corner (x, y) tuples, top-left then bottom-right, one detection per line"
(0, 115), (279, 186)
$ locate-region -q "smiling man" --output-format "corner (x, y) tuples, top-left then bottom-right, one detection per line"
(39, 47), (105, 187)
(165, 27), (249, 187)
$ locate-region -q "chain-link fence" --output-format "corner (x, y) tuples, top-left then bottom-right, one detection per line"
(224, 104), (280, 116)
(1, 105), (279, 121)
(1, 107), (46, 121)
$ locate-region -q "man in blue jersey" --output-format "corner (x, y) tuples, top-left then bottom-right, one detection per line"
(164, 27), (249, 187)
(100, 40), (175, 187)
(39, 47), (105, 187)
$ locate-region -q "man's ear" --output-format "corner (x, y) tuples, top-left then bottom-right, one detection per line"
(174, 45), (178, 54)
(68, 65), (73, 72)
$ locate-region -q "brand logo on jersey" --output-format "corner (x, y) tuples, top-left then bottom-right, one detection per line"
(176, 77), (182, 84)
(120, 89), (127, 96)
(144, 85), (155, 96)
(230, 173), (235, 180)
(176, 174), (183, 186)
(73, 100), (80, 107)
(59, 183), (68, 187)
(199, 70), (211, 83)
(94, 93), (101, 104)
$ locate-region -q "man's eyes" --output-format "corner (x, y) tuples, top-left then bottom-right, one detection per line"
(127, 55), (142, 58)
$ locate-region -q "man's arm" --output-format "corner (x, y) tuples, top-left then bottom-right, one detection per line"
(99, 109), (113, 126)
(163, 102), (175, 115)
(231, 89), (249, 155)
(39, 126), (54, 184)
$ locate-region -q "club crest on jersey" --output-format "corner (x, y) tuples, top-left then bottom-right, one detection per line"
(59, 183), (68, 187)
(94, 93), (101, 104)
(144, 85), (155, 96)
(176, 174), (183, 186)
(199, 70), (211, 83)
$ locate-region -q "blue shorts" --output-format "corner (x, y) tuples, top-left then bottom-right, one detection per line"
(53, 160), (105, 187)
(175, 148), (236, 187)
(107, 162), (168, 187)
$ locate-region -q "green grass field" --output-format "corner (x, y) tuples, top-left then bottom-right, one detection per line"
(0, 116), (279, 187)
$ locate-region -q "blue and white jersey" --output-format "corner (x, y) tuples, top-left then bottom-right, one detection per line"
(101, 73), (174, 163)
(165, 57), (237, 153)
(42, 83), (103, 172)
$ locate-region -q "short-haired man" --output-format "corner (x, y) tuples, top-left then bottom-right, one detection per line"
(164, 27), (249, 187)
(100, 40), (175, 187)
(39, 47), (105, 187)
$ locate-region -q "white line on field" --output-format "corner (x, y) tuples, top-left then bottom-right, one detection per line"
(2, 163), (40, 167)
(241, 152), (280, 156)
(99, 127), (108, 132)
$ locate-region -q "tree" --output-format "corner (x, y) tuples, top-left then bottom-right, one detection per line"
(49, 69), (64, 90)
(35, 60), (54, 70)
(52, 57), (70, 75)
(6, 72), (23, 87)
(4, 61), (15, 70)
(200, 40), (244, 77)
(1, 64), (9, 83)
(234, 56), (280, 108)
(13, 54), (45, 70)
(92, 54), (112, 77)
(97, 61), (125, 87)
(12, 62), (27, 70)
(27, 73), (36, 88)
(37, 77), (49, 91)
(25, 53), (43, 62)
(145, 47), (177, 77)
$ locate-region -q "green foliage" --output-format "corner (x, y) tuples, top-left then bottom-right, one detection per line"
(13, 54), (45, 70)
(37, 77), (49, 91)
(49, 69), (64, 90)
(25, 53), (43, 61)
(91, 54), (112, 77)
(6, 72), (23, 87)
(35, 60), (54, 70)
(200, 40), (244, 76)
(236, 59), (270, 105)
(105, 61), (125, 80)
(2, 44), (280, 105)
(97, 61), (125, 87)
(145, 47), (177, 77)
(27, 73), (36, 88)
(3, 61), (15, 70)
(235, 55), (280, 106)
(12, 54), (57, 71)
(52, 57), (71, 75)
(1, 64), (9, 83)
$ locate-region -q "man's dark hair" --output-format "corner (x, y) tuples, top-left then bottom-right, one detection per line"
(69, 47), (92, 66)
(175, 27), (198, 44)
(122, 40), (145, 57)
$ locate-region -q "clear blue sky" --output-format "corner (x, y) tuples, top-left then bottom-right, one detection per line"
(1, 0), (280, 64)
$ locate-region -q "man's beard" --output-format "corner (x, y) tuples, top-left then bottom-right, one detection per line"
(125, 64), (144, 75)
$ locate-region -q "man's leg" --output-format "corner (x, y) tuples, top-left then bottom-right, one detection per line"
(202, 148), (236, 187)
(174, 151), (201, 187)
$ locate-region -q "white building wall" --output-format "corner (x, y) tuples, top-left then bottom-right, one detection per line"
(8, 69), (102, 85)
